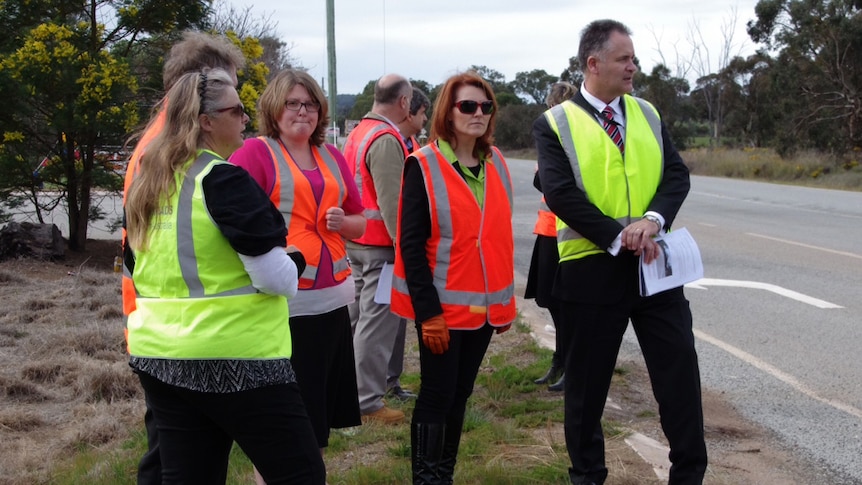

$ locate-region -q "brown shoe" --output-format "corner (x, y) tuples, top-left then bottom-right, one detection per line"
(361, 405), (405, 425)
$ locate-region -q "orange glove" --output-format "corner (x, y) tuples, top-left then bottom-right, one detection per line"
(421, 315), (449, 355)
(495, 323), (512, 334)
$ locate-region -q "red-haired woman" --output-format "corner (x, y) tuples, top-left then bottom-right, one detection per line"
(390, 71), (516, 484)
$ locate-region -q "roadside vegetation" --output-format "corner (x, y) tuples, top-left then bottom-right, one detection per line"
(505, 146), (862, 192)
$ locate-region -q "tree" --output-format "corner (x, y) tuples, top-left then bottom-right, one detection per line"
(0, 1), (270, 249)
(468, 65), (522, 106)
(347, 80), (376, 120)
(559, 56), (584, 88)
(512, 69), (558, 105)
(686, 7), (747, 147)
(633, 64), (692, 149)
(208, 0), (296, 78)
(748, 0), (862, 154)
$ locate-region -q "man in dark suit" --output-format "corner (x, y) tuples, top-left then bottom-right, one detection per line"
(533, 19), (707, 485)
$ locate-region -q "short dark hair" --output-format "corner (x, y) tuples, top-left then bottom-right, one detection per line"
(410, 88), (430, 116)
(578, 20), (632, 71)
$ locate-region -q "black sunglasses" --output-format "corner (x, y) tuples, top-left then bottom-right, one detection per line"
(212, 103), (246, 117)
(453, 100), (494, 115)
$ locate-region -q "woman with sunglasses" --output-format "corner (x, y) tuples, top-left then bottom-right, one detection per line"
(125, 68), (325, 484)
(390, 71), (516, 484)
(230, 69), (364, 482)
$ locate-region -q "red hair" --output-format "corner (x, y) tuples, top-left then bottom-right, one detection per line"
(429, 71), (497, 159)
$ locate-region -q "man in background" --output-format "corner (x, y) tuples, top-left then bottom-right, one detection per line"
(385, 87), (430, 402)
(343, 74), (413, 424)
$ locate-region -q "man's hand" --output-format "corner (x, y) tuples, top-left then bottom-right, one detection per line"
(421, 314), (449, 354)
(621, 219), (660, 264)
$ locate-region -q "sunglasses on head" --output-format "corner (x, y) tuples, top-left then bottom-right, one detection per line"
(212, 103), (246, 117)
(453, 100), (495, 115)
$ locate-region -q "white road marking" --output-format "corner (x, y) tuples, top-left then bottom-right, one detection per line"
(695, 329), (862, 421)
(686, 278), (843, 309)
(747, 232), (862, 260)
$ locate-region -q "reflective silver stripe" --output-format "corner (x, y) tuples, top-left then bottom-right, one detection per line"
(632, 97), (664, 182)
(303, 264), (318, 281)
(333, 256), (349, 274)
(557, 216), (631, 242)
(365, 208), (383, 221)
(352, 123), (393, 201)
(177, 152), (258, 298)
(489, 148), (514, 208)
(548, 102), (585, 192)
(262, 137), (294, 228)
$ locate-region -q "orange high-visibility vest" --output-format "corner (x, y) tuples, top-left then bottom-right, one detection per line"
(533, 197), (557, 237)
(260, 137), (351, 289)
(342, 118), (408, 247)
(390, 143), (516, 330)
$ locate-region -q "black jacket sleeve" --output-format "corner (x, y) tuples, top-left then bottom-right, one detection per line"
(203, 163), (288, 256)
(398, 156), (443, 323)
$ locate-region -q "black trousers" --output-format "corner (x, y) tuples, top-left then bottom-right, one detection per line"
(560, 286), (707, 485)
(412, 322), (494, 424)
(137, 372), (326, 485)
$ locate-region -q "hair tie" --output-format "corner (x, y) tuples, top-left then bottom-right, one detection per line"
(198, 72), (208, 100)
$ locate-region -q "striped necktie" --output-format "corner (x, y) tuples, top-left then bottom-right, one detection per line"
(601, 105), (624, 156)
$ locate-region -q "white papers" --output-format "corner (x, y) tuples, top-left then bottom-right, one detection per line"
(374, 262), (394, 304)
(639, 227), (703, 297)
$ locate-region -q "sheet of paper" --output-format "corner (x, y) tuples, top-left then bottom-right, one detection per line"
(639, 227), (704, 297)
(374, 261), (394, 304)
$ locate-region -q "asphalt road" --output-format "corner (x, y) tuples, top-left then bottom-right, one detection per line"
(507, 158), (862, 483)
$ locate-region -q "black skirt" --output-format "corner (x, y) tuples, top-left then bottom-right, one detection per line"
(288, 306), (361, 447)
(524, 234), (560, 309)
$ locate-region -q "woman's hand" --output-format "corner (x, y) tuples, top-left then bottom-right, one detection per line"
(325, 207), (344, 232)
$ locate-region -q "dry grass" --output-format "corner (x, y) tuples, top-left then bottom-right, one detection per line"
(0, 241), (135, 485)
(682, 147), (862, 191)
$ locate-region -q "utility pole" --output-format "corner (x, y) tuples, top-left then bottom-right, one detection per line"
(326, 0), (337, 141)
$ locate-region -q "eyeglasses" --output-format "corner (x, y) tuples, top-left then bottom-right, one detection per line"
(285, 100), (321, 112)
(212, 103), (246, 117)
(453, 100), (495, 115)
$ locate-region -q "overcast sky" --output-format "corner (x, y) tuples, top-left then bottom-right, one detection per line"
(239, 0), (762, 95)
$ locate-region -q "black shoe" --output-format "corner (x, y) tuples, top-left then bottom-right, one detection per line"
(534, 364), (563, 385)
(388, 385), (417, 401)
(548, 374), (564, 392)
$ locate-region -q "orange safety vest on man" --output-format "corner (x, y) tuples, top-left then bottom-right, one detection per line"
(390, 143), (517, 330)
(342, 118), (408, 247)
(533, 197), (557, 237)
(260, 137), (351, 289)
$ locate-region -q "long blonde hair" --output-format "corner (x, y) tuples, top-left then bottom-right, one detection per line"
(126, 68), (234, 251)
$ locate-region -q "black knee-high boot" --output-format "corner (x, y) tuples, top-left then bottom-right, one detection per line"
(437, 414), (464, 484)
(412, 422), (445, 484)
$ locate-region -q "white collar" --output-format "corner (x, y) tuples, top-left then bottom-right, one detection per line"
(580, 86), (622, 119)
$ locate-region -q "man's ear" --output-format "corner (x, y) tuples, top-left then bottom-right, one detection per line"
(587, 56), (599, 74)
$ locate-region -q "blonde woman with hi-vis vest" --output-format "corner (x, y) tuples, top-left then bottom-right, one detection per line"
(391, 71), (516, 485)
(125, 68), (324, 484)
(230, 69), (365, 481)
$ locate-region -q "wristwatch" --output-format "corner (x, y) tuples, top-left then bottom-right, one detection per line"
(643, 214), (662, 232)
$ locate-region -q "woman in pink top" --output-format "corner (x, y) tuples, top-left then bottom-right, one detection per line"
(231, 70), (365, 480)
